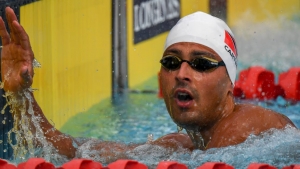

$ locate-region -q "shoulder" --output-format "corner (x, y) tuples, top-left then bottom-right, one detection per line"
(207, 103), (296, 149)
(207, 103), (296, 148)
(230, 103), (296, 133)
(154, 133), (194, 151)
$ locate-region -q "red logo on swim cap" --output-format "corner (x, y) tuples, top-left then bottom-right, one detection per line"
(224, 31), (237, 57)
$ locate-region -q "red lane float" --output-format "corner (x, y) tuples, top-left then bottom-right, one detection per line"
(278, 67), (300, 101)
(0, 158), (16, 169)
(156, 161), (188, 169)
(17, 158), (55, 169)
(2, 158), (300, 169)
(283, 164), (300, 169)
(61, 159), (105, 169)
(234, 66), (276, 100)
(234, 66), (300, 101)
(196, 162), (234, 169)
(247, 163), (277, 169)
(107, 159), (147, 169)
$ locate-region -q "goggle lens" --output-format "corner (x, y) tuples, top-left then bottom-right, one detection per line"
(160, 56), (181, 70)
(160, 55), (225, 72)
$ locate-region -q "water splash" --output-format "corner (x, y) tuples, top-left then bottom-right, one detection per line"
(32, 58), (41, 68)
(186, 129), (205, 150)
(0, 57), (68, 165)
(122, 127), (299, 169)
(5, 90), (35, 160)
(66, 125), (297, 169)
(0, 89), (68, 165)
(233, 13), (300, 75)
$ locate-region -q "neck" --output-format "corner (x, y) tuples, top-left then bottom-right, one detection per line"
(186, 93), (236, 150)
(203, 93), (236, 146)
(219, 93), (235, 119)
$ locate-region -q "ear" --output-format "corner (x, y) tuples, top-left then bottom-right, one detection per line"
(227, 82), (235, 98)
(224, 69), (234, 94)
(158, 71), (161, 82)
(158, 70), (161, 76)
(229, 84), (234, 93)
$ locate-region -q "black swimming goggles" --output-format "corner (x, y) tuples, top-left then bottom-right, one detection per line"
(160, 55), (225, 72)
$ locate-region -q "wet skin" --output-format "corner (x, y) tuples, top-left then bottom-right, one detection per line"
(0, 7), (194, 161)
(159, 42), (296, 149)
(160, 42), (233, 131)
(0, 6), (296, 163)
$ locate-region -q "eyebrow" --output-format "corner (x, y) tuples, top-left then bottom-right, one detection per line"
(191, 51), (217, 59)
(164, 49), (217, 59)
(163, 49), (181, 55)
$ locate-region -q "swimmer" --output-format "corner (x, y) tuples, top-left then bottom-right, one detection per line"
(0, 7), (296, 162)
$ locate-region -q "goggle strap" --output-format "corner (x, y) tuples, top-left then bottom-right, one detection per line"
(218, 61), (225, 66)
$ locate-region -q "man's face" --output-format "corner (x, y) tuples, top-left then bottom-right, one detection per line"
(159, 42), (233, 130)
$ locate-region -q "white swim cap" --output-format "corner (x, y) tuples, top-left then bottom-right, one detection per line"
(164, 11), (238, 84)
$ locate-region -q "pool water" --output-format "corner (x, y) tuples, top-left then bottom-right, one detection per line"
(57, 17), (300, 168)
(57, 72), (300, 168)
(61, 92), (176, 143)
(61, 92), (300, 143)
(6, 11), (300, 169)
(60, 92), (300, 169)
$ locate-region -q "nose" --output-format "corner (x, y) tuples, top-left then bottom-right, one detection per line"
(176, 62), (192, 82)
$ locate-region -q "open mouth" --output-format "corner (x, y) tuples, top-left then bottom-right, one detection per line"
(176, 91), (193, 102)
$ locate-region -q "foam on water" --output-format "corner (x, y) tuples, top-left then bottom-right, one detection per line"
(186, 127), (300, 169)
(74, 126), (300, 169)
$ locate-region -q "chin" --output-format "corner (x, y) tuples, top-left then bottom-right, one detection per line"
(172, 117), (202, 130)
